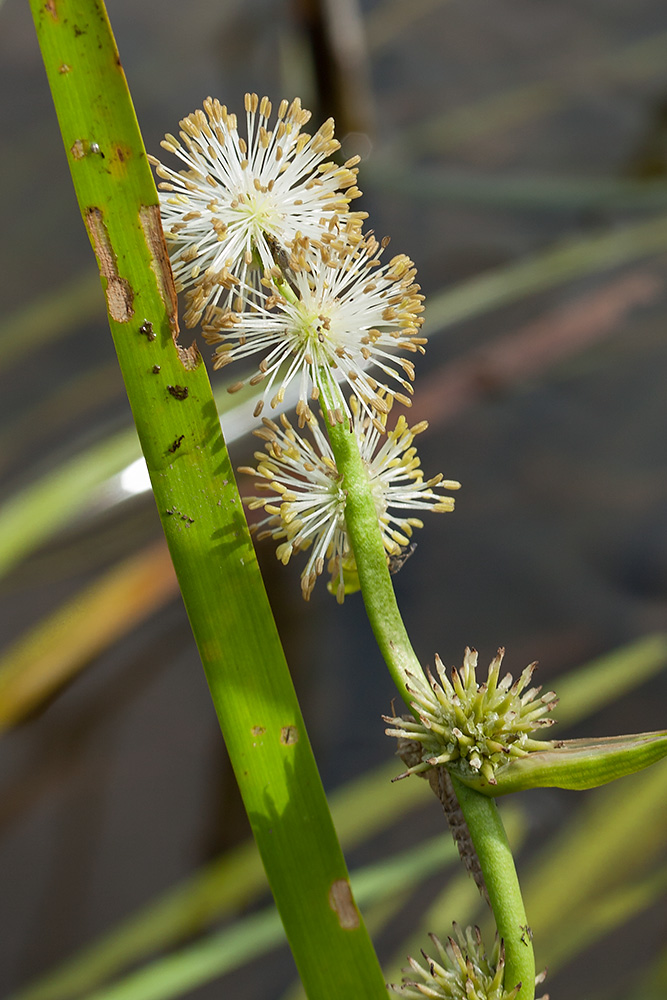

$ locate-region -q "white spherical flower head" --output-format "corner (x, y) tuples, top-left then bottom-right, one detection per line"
(203, 230), (427, 425)
(238, 397), (460, 603)
(149, 93), (364, 327)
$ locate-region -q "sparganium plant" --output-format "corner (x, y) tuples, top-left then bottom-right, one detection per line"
(144, 91), (667, 1000)
(29, 0), (667, 989)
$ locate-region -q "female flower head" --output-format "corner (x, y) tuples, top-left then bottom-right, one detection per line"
(239, 397), (460, 603)
(384, 647), (558, 785)
(149, 93), (364, 326)
(202, 230), (426, 424)
(389, 924), (548, 1000)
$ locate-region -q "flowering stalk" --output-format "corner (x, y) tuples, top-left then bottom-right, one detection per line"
(318, 375), (423, 706)
(317, 377), (535, 999)
(450, 776), (536, 1000)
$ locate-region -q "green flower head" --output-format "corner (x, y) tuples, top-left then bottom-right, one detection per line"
(384, 647), (557, 785)
(389, 924), (549, 999)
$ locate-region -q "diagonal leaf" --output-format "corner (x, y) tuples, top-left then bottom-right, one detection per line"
(524, 758), (667, 947)
(0, 541), (177, 731)
(0, 269), (102, 367)
(28, 0), (386, 996)
(555, 633), (667, 727)
(26, 836), (457, 1000)
(10, 762), (425, 1000)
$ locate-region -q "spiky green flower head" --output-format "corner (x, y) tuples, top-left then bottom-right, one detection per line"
(389, 924), (548, 999)
(384, 647), (558, 785)
(238, 397), (460, 603)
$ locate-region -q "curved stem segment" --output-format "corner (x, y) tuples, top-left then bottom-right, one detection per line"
(323, 401), (421, 708)
(450, 775), (535, 1000)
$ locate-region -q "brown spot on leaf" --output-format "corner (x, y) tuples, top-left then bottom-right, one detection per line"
(44, 0), (58, 19)
(85, 207), (134, 322)
(139, 204), (201, 370)
(167, 384), (189, 401)
(59, 63), (71, 74)
(328, 880), (359, 929)
(251, 726), (266, 736)
(71, 140), (86, 160)
(139, 320), (155, 340)
(139, 205), (177, 323)
(280, 725), (299, 746)
(167, 434), (185, 454)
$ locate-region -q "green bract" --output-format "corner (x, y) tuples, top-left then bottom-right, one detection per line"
(451, 730), (667, 796)
(384, 648), (557, 785)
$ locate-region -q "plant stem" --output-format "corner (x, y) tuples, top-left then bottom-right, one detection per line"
(321, 392), (421, 708)
(324, 399), (536, 996)
(450, 775), (535, 1000)
(319, 377), (535, 997)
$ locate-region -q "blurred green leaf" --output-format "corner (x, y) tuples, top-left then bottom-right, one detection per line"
(27, 836), (458, 1000)
(11, 760), (426, 1000)
(555, 633), (667, 727)
(367, 165), (667, 213)
(0, 269), (102, 367)
(543, 859), (667, 972)
(524, 758), (667, 958)
(0, 541), (177, 731)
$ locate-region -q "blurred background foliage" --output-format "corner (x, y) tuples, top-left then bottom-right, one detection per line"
(1, 0), (667, 997)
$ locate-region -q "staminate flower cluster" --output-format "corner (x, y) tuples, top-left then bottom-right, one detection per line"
(150, 93), (427, 423)
(153, 94), (460, 602)
(384, 648), (558, 784)
(149, 93), (364, 327)
(201, 231), (425, 423)
(239, 397), (460, 603)
(389, 924), (549, 1000)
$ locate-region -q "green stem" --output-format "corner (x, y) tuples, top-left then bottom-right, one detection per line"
(319, 375), (535, 997)
(450, 775), (535, 1000)
(320, 389), (420, 708)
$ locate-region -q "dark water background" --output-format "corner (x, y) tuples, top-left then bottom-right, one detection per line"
(1, 0), (667, 997)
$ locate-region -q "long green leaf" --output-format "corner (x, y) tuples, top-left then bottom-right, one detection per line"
(28, 1), (386, 996)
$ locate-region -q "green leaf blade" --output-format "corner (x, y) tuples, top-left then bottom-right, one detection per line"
(28, 1), (387, 996)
